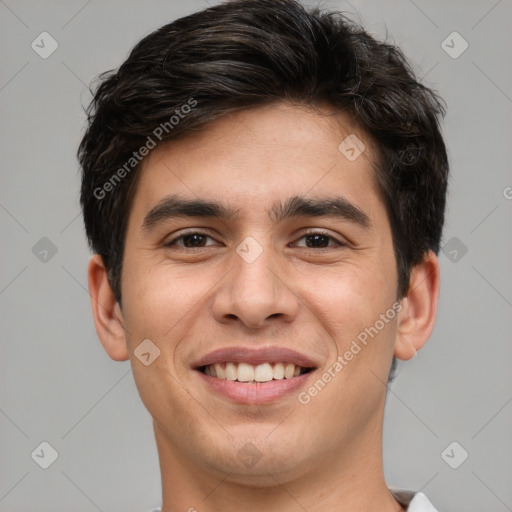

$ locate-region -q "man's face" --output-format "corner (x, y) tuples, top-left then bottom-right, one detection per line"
(119, 102), (399, 483)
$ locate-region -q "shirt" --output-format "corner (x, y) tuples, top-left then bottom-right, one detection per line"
(147, 488), (439, 511)
(390, 488), (439, 511)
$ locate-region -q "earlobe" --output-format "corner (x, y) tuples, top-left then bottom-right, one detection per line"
(87, 254), (129, 362)
(394, 251), (440, 361)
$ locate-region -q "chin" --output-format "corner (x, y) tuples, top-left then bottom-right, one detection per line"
(196, 430), (317, 486)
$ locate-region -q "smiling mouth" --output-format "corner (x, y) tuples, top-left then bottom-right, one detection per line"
(199, 362), (314, 383)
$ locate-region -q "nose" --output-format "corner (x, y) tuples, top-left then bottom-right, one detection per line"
(211, 236), (299, 331)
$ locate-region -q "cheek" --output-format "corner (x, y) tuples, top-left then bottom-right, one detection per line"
(304, 257), (396, 345)
(295, 265), (398, 438)
(120, 257), (201, 341)
(119, 262), (204, 429)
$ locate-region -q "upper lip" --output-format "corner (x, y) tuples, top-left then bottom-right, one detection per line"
(193, 346), (319, 369)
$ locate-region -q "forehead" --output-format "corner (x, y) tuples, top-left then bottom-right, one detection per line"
(130, 102), (384, 224)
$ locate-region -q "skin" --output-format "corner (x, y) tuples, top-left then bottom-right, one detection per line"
(88, 102), (440, 512)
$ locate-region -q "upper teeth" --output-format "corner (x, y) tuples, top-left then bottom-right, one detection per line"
(204, 362), (304, 382)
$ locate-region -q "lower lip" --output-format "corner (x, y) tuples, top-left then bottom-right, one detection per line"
(196, 370), (315, 404)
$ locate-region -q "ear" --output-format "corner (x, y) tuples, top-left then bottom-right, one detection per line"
(87, 254), (129, 361)
(394, 250), (440, 361)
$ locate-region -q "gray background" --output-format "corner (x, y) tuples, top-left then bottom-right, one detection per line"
(1, 0), (511, 510)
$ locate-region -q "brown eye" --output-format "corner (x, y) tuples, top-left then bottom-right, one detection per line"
(165, 231), (217, 248)
(292, 231), (345, 250)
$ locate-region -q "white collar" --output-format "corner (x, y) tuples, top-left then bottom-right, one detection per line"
(389, 488), (439, 511)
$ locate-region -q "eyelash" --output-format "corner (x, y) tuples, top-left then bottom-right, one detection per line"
(164, 229), (346, 251)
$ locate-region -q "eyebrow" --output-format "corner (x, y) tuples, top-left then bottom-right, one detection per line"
(141, 193), (372, 232)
